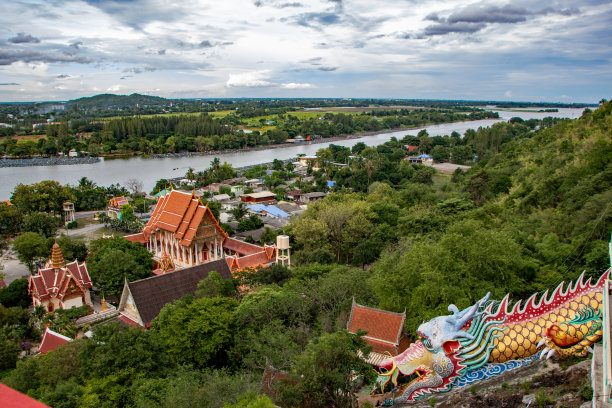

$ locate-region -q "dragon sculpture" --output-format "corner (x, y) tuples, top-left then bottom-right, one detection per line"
(370, 269), (610, 404)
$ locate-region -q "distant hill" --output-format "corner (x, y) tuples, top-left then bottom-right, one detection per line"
(65, 93), (171, 110)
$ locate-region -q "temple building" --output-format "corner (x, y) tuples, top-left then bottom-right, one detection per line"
(28, 243), (93, 312)
(117, 258), (232, 328)
(125, 189), (277, 272)
(347, 299), (410, 366)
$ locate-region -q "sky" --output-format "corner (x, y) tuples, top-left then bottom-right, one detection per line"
(0, 0), (611, 103)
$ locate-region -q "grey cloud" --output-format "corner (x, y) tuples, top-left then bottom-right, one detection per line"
(0, 51), (91, 65)
(82, 1), (187, 30)
(0, 83), (19, 86)
(424, 22), (486, 36)
(70, 41), (83, 49)
(254, 0), (262, 6)
(123, 66), (158, 74)
(8, 32), (41, 44)
(158, 49), (166, 55)
(199, 40), (213, 48)
(300, 57), (322, 65)
(56, 74), (70, 79)
(278, 2), (303, 7)
(447, 5), (528, 24)
(425, 13), (440, 22)
(318, 66), (337, 71)
(292, 12), (341, 27)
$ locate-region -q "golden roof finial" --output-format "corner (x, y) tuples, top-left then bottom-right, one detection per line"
(51, 242), (65, 270)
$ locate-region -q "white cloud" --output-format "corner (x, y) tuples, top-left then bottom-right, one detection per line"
(504, 90), (512, 98)
(226, 70), (275, 88)
(282, 82), (316, 88)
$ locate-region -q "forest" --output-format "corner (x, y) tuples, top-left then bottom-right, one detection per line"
(0, 101), (610, 407)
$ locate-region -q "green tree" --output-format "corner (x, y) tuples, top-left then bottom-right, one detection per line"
(195, 271), (235, 298)
(87, 237), (154, 296)
(288, 330), (376, 408)
(13, 231), (47, 272)
(0, 337), (21, 371)
(23, 212), (59, 237)
(153, 296), (238, 368)
(231, 202), (248, 221)
(223, 392), (276, 408)
(11, 180), (75, 215)
(0, 202), (23, 237)
(0, 278), (29, 308)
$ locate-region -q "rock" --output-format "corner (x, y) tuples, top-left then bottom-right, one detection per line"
(522, 394), (535, 404)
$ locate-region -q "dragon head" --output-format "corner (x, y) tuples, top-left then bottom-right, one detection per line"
(373, 293), (492, 403)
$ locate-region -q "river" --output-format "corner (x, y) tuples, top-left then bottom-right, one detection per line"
(0, 108), (586, 200)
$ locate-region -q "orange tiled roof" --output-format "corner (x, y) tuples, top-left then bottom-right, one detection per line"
(222, 237), (264, 256)
(227, 248), (276, 272)
(0, 383), (50, 408)
(124, 232), (147, 244)
(347, 300), (406, 346)
(142, 190), (226, 247)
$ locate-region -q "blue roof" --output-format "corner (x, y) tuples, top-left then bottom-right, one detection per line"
(416, 154), (433, 159)
(247, 204), (290, 218)
(327, 180), (336, 187)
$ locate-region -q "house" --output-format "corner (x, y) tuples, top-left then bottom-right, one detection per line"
(245, 179), (263, 188)
(38, 327), (72, 354)
(275, 202), (303, 216)
(211, 194), (231, 202)
(285, 190), (302, 201)
(68, 149), (78, 157)
(241, 191), (276, 204)
(246, 204), (291, 219)
(404, 145), (419, 152)
(407, 154), (434, 166)
(225, 243), (277, 274)
(347, 299), (410, 366)
(298, 155), (318, 167)
(117, 259), (232, 328)
(28, 243), (93, 312)
(297, 191), (326, 204)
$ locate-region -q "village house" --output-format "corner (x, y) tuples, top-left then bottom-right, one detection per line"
(296, 191), (327, 204)
(241, 191), (276, 204)
(407, 154), (434, 166)
(28, 243), (93, 312)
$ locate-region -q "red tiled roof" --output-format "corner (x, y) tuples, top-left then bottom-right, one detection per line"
(118, 314), (141, 328)
(366, 337), (399, 355)
(142, 190), (226, 247)
(0, 383), (50, 408)
(0, 279), (7, 288)
(38, 327), (71, 354)
(223, 237), (263, 256)
(28, 260), (92, 302)
(347, 300), (405, 346)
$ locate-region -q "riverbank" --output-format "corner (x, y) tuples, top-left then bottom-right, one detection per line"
(0, 122), (461, 168)
(0, 156), (100, 168)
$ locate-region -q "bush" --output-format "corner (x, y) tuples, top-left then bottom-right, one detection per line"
(66, 220), (78, 229)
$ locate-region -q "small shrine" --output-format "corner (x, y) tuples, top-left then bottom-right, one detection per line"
(28, 243), (93, 312)
(38, 327), (72, 355)
(347, 299), (410, 366)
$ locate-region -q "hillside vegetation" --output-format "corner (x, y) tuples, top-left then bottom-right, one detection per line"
(1, 102), (610, 408)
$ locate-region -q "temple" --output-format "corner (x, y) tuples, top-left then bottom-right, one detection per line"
(125, 189), (277, 272)
(117, 258), (232, 327)
(28, 243), (93, 312)
(347, 299), (410, 366)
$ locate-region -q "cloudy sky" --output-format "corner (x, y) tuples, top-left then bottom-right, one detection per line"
(0, 0), (610, 102)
